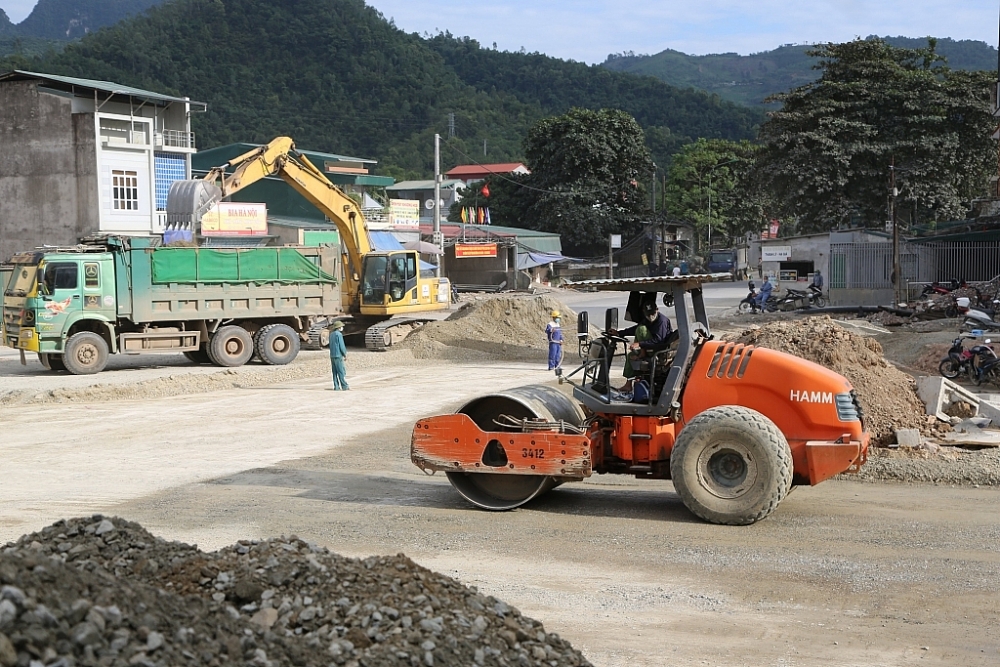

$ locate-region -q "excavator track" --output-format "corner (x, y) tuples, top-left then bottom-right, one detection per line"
(364, 318), (433, 351)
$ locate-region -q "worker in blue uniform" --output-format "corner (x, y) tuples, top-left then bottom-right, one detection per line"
(329, 320), (349, 390)
(546, 310), (564, 370)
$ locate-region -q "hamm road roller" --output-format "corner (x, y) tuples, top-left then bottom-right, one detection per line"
(411, 275), (869, 525)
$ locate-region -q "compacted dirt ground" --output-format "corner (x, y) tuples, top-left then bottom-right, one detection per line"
(3, 296), (1000, 666)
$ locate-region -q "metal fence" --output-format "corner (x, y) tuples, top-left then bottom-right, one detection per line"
(830, 241), (1000, 289)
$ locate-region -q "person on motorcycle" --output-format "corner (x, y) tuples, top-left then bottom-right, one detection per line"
(756, 276), (773, 311)
(812, 270), (823, 291)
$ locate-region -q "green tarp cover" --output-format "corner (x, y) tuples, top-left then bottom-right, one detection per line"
(151, 247), (336, 284)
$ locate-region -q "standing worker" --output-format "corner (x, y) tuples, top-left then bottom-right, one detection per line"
(546, 310), (563, 370)
(329, 321), (349, 390)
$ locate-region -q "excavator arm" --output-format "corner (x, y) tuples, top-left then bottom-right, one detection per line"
(168, 137), (372, 302)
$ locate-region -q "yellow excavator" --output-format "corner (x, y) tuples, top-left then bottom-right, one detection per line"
(166, 137), (451, 349)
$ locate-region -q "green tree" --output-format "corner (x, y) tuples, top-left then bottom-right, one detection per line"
(757, 38), (996, 231)
(665, 138), (772, 248)
(520, 108), (654, 253)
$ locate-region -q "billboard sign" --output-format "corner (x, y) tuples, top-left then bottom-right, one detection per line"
(761, 245), (791, 261)
(201, 202), (267, 236)
(454, 243), (498, 258)
(389, 199), (421, 227)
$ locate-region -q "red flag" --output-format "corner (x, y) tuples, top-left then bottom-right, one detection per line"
(481, 184), (490, 198)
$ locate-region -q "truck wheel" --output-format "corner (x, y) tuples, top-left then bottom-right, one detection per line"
(62, 332), (109, 375)
(670, 406), (792, 525)
(183, 347), (212, 364)
(37, 353), (67, 372)
(256, 324), (300, 365)
(207, 325), (253, 367)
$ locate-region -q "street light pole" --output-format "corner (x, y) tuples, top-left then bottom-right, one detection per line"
(890, 160), (901, 306)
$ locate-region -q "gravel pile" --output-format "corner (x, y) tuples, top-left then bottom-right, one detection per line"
(0, 516), (591, 667)
(401, 296), (582, 362)
(852, 446), (1000, 485)
(732, 317), (940, 445)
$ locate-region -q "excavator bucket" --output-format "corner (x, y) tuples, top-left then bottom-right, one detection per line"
(166, 180), (223, 228)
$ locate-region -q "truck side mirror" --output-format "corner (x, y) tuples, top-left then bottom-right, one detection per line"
(605, 307), (618, 332)
(577, 311), (589, 337)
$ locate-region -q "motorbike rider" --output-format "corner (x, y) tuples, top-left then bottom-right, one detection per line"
(812, 270), (823, 291)
(756, 276), (773, 311)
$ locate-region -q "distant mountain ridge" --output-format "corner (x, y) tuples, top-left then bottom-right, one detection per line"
(1, 0), (163, 39)
(603, 37), (999, 106)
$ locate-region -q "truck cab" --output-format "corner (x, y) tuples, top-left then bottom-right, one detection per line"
(706, 250), (737, 280)
(2, 247), (117, 369)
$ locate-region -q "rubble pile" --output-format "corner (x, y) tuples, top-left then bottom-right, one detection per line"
(402, 295), (581, 361)
(0, 516), (591, 667)
(733, 317), (937, 445)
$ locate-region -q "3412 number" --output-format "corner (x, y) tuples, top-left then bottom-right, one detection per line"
(521, 448), (545, 459)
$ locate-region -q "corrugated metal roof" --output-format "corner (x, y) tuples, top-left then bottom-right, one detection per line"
(1, 70), (206, 108)
(387, 179), (465, 191)
(446, 163), (527, 176)
(569, 275), (733, 291)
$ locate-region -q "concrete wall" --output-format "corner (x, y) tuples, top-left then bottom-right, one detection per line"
(0, 82), (99, 262)
(829, 288), (894, 307)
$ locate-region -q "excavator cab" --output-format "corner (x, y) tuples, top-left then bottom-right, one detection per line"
(361, 251), (419, 306)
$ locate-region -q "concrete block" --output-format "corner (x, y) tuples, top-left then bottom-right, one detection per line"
(916, 376), (980, 421)
(977, 400), (1000, 427)
(895, 429), (922, 447)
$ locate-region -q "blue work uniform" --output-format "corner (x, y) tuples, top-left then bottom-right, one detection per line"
(756, 280), (773, 308)
(329, 329), (349, 390)
(545, 319), (563, 370)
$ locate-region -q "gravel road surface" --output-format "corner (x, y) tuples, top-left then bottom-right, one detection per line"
(3, 353), (999, 666)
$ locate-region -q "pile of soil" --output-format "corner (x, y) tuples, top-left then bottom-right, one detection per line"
(732, 317), (939, 445)
(0, 516), (591, 667)
(402, 295), (580, 361)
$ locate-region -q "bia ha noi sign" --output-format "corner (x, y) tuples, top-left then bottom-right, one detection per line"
(201, 203), (268, 236)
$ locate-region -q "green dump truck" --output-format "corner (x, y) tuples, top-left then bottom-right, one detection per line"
(2, 236), (342, 374)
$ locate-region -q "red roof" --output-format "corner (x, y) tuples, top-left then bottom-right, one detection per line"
(445, 163), (528, 178)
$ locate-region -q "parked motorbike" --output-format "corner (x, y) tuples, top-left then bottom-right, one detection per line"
(784, 285), (827, 309)
(975, 350), (1000, 387)
(958, 296), (1000, 331)
(938, 334), (992, 382)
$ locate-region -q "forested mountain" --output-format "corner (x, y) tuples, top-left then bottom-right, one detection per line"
(0, 0), (162, 38)
(0, 0), (763, 176)
(604, 37), (999, 106)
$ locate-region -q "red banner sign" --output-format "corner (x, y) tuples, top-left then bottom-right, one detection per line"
(454, 243), (498, 258)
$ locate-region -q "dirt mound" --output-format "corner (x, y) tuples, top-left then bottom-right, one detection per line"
(732, 317), (935, 445)
(0, 516), (591, 667)
(402, 295), (579, 361)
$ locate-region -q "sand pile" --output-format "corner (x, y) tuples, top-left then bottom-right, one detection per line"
(402, 295), (580, 361)
(0, 516), (591, 667)
(732, 317), (937, 445)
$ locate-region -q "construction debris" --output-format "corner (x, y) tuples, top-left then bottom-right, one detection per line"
(915, 376), (981, 422)
(732, 317), (939, 445)
(0, 516), (591, 667)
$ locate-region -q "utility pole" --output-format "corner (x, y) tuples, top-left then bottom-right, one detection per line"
(448, 113), (455, 138)
(890, 158), (901, 306)
(434, 134), (442, 279)
(608, 235), (614, 279)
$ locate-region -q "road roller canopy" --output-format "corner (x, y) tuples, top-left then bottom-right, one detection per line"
(567, 274), (734, 292)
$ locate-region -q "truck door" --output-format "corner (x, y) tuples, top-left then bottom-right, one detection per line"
(37, 261), (82, 343)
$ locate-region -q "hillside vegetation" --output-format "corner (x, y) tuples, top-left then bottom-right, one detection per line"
(605, 37), (998, 106)
(0, 0), (762, 175)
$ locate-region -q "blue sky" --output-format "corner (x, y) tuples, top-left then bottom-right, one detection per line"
(2, 0), (997, 62)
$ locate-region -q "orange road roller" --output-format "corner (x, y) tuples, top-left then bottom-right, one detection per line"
(412, 275), (868, 525)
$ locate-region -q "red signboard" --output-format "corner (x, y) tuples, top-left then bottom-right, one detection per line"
(454, 243), (498, 258)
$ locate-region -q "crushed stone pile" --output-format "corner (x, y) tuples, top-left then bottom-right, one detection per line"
(0, 516), (591, 667)
(732, 317), (941, 446)
(402, 295), (582, 361)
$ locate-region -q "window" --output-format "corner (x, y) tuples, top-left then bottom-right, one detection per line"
(42, 263), (78, 293)
(84, 263), (100, 289)
(112, 170), (139, 211)
(154, 152), (186, 211)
